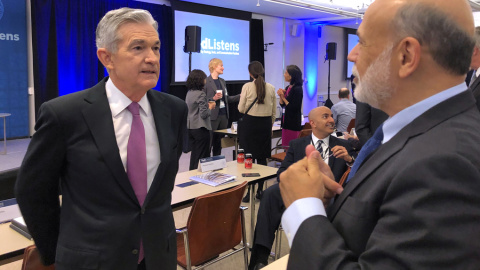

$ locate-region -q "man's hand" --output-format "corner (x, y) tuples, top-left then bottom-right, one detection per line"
(343, 132), (358, 141)
(280, 145), (343, 208)
(331, 145), (353, 163)
(208, 101), (216, 110)
(213, 92), (222, 100)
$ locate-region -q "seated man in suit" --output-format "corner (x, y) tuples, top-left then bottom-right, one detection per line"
(280, 0), (480, 268)
(248, 106), (355, 269)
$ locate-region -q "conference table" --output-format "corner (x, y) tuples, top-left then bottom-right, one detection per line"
(215, 123), (282, 159)
(216, 117), (310, 159)
(0, 161), (277, 265)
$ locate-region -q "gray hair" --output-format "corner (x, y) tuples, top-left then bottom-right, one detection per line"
(391, 3), (475, 75)
(96, 8), (158, 52)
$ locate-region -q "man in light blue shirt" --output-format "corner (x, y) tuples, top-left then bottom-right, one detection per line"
(331, 88), (356, 133)
(278, 0), (480, 269)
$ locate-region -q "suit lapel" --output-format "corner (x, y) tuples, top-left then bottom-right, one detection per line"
(81, 79), (138, 204)
(328, 90), (476, 220)
(144, 90), (173, 205)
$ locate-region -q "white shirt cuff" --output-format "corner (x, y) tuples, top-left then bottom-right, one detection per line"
(281, 197), (326, 247)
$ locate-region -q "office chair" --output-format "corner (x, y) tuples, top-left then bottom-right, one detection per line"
(176, 181), (249, 270)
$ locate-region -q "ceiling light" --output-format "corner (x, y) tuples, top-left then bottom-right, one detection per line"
(264, 0), (363, 18)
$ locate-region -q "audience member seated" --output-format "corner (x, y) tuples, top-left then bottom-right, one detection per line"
(331, 88), (356, 133)
(248, 106), (355, 269)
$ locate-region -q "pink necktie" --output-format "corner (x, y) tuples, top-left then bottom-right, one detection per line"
(127, 102), (147, 263)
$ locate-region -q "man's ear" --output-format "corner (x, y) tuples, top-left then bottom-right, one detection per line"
(97, 48), (114, 70)
(397, 37), (421, 79)
(473, 46), (480, 57)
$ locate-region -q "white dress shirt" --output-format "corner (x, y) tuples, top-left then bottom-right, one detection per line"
(105, 78), (160, 191)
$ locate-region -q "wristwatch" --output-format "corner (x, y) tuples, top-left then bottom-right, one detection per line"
(347, 155), (355, 166)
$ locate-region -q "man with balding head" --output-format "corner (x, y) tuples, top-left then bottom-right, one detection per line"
(468, 26), (480, 111)
(279, 0), (480, 268)
(248, 106), (354, 269)
(331, 88), (356, 133)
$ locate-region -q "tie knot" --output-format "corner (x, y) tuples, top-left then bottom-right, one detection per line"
(128, 102), (140, 116)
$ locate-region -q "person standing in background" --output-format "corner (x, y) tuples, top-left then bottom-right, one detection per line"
(15, 8), (187, 270)
(331, 88), (356, 133)
(186, 70), (216, 170)
(277, 65), (304, 147)
(355, 100), (388, 147)
(238, 61), (276, 202)
(467, 26), (480, 111)
(203, 58), (240, 156)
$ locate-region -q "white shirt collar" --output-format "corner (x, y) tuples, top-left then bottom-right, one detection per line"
(382, 83), (466, 144)
(105, 78), (151, 118)
(311, 133), (330, 148)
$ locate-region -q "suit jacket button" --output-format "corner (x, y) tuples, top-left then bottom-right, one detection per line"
(132, 249), (139, 255)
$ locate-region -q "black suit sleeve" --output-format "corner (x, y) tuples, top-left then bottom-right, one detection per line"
(15, 102), (64, 265)
(288, 154), (480, 269)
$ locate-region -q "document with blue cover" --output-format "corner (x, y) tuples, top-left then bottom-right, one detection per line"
(189, 172), (236, 187)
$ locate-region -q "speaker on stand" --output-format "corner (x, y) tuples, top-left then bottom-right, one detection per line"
(183, 25), (201, 74)
(324, 42), (337, 108)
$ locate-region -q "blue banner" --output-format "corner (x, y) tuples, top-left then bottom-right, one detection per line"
(0, 0), (28, 139)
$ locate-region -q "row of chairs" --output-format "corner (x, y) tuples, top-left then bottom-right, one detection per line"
(21, 182), (250, 270)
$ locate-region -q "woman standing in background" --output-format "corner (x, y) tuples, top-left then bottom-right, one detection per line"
(238, 61), (276, 201)
(203, 58), (240, 156)
(186, 70), (216, 170)
(277, 65), (303, 147)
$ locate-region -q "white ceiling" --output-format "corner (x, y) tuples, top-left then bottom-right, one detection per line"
(177, 0), (480, 29)
(177, 0), (363, 29)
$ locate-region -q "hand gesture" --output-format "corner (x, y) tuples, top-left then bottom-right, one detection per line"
(331, 145), (353, 163)
(279, 145), (343, 208)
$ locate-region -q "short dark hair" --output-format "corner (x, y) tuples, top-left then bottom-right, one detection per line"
(338, 88), (350, 98)
(286, 65), (303, 86)
(186, 69), (207, 90)
(391, 3), (475, 75)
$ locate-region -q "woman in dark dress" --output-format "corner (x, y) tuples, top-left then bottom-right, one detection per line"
(277, 65), (304, 147)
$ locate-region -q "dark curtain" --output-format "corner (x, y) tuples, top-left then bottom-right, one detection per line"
(31, 0), (173, 115)
(250, 19), (265, 67)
